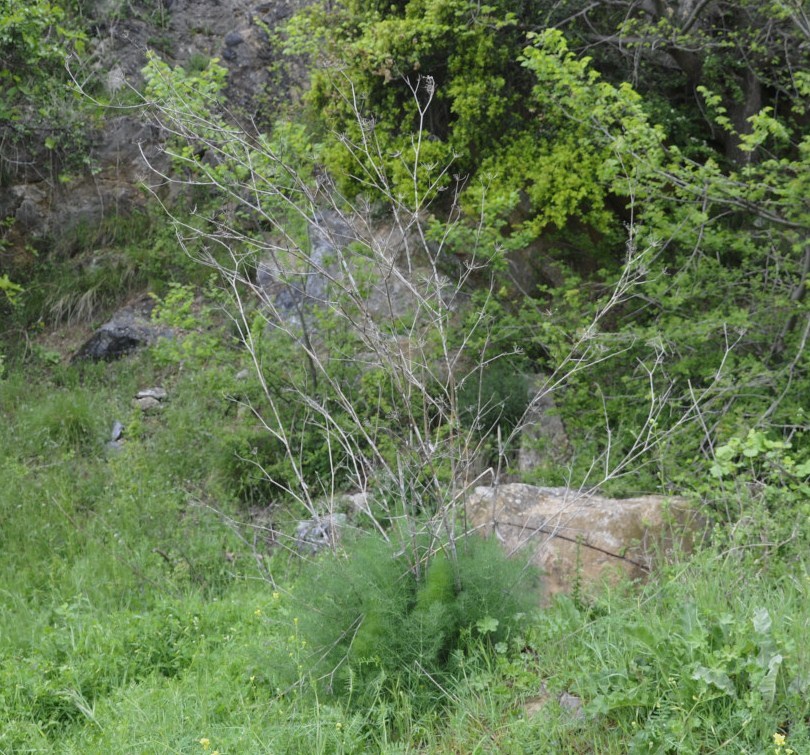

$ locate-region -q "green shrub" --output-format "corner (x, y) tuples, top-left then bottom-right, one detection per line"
(149, 281), (231, 367)
(213, 425), (292, 506)
(184, 52), (211, 74)
(212, 407), (363, 507)
(695, 429), (810, 570)
(456, 359), (528, 435)
(288, 532), (539, 717)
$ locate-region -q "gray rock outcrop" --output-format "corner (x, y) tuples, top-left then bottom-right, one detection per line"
(517, 380), (570, 472)
(134, 387), (168, 411)
(256, 212), (354, 325)
(105, 419), (126, 453)
(72, 296), (174, 361)
(1, 0), (308, 260)
(256, 211), (456, 329)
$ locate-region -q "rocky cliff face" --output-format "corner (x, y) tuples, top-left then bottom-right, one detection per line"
(0, 0), (306, 265)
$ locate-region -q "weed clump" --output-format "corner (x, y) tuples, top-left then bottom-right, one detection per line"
(288, 532), (539, 713)
(24, 391), (102, 455)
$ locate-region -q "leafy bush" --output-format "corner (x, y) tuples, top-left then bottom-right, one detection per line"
(288, 532), (539, 717)
(287, 0), (537, 195)
(213, 425), (294, 506)
(211, 398), (364, 508)
(0, 0), (85, 121)
(694, 429), (810, 570)
(456, 358), (528, 435)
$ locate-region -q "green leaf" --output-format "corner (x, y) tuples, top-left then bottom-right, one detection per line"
(753, 607), (772, 635)
(692, 665), (736, 697)
(715, 444), (737, 462)
(758, 654), (783, 708)
(0, 274), (24, 303)
(793, 459), (810, 477)
(788, 674), (810, 695)
(476, 617), (499, 635)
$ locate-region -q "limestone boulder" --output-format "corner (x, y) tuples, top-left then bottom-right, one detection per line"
(465, 483), (704, 601)
(134, 387), (168, 412)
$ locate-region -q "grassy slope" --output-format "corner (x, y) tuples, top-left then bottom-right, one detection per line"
(1, 348), (808, 754)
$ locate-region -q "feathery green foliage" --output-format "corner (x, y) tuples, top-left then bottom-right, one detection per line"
(289, 533), (538, 714)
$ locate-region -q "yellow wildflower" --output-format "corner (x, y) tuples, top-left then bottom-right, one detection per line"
(199, 738), (211, 749)
(773, 732), (786, 747)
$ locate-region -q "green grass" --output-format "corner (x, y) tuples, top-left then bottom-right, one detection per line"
(1, 346), (808, 754)
(4, 210), (209, 341)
